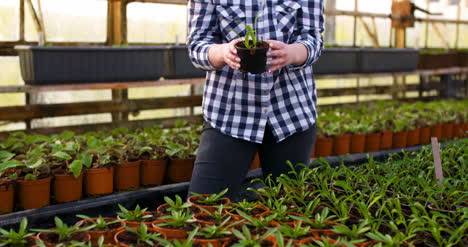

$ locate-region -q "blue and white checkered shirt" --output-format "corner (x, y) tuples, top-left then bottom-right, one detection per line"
(187, 0), (324, 143)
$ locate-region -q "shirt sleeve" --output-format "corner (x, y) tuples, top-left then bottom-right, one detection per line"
(288, 0), (324, 71)
(187, 0), (221, 71)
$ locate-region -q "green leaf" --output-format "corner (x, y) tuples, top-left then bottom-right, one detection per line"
(0, 151), (14, 161)
(0, 160), (23, 173)
(69, 160), (83, 178)
(53, 151), (72, 161)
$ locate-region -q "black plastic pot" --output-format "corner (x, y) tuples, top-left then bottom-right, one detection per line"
(313, 48), (359, 74)
(360, 48), (419, 73)
(235, 41), (269, 74)
(163, 45), (206, 79)
(16, 46), (167, 85)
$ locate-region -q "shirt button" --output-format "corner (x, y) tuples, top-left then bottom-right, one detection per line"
(263, 90), (269, 95)
(288, 8), (293, 12)
(259, 1), (264, 5)
(263, 108), (268, 113)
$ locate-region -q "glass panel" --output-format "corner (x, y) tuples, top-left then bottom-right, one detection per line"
(25, 0), (107, 42)
(127, 2), (187, 44)
(0, 0), (20, 41)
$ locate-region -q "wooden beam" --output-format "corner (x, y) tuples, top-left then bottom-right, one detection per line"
(20, 0), (25, 41)
(358, 16), (380, 48)
(25, 0), (42, 41)
(0, 96), (203, 121)
(431, 22), (450, 49)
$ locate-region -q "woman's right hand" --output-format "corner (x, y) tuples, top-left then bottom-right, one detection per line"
(209, 38), (242, 70)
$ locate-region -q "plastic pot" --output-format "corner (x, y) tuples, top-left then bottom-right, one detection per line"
(36, 231), (91, 247)
(114, 228), (161, 247)
(152, 219), (190, 240)
(453, 123), (464, 138)
(441, 122), (454, 140)
(406, 128), (421, 147)
(235, 41), (269, 74)
(430, 124), (443, 140)
(84, 167), (114, 196)
(115, 161), (140, 191)
(392, 131), (408, 149)
(316, 137), (333, 157)
(77, 217), (124, 245)
(53, 173), (83, 203)
(17, 176), (51, 210)
(193, 236), (233, 247)
(0, 180), (14, 215)
(365, 132), (381, 152)
(333, 135), (351, 156)
(188, 194), (231, 214)
(140, 159), (167, 186)
(380, 131), (393, 150)
(166, 158), (195, 183)
(116, 212), (155, 229)
(350, 134), (366, 154)
(419, 126), (431, 144)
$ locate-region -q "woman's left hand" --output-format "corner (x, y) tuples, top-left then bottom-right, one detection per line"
(265, 40), (308, 72)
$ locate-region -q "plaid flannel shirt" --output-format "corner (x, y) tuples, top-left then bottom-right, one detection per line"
(187, 0), (324, 143)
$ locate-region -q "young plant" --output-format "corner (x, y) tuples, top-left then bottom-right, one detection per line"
(160, 194), (191, 214)
(290, 207), (337, 229)
(0, 218), (35, 247)
(231, 225), (277, 247)
(190, 188), (229, 205)
(192, 218), (236, 240)
(121, 223), (161, 246)
(157, 210), (196, 228)
(75, 215), (122, 231)
(117, 204), (153, 222)
(32, 217), (91, 243)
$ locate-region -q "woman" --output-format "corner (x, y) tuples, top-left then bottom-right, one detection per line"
(187, 0), (324, 200)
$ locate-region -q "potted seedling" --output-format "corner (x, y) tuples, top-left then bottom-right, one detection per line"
(290, 208), (340, 238)
(315, 119), (335, 157)
(138, 128), (168, 186)
(188, 188), (231, 213)
(83, 139), (122, 195)
(116, 204), (156, 229)
(232, 212), (279, 237)
(330, 221), (374, 246)
(230, 225), (277, 247)
(51, 150), (88, 203)
(193, 205), (232, 226)
(156, 194), (195, 216)
(76, 215), (124, 245)
(0, 151), (21, 215)
(165, 121), (198, 183)
(225, 200), (270, 221)
(152, 210), (198, 240)
(270, 223), (315, 245)
(34, 217), (91, 247)
(0, 218), (42, 247)
(190, 218), (237, 247)
(114, 223), (162, 247)
(15, 149), (52, 210)
(232, 12), (270, 74)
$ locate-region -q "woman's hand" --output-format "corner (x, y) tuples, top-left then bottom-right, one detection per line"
(208, 38), (242, 70)
(266, 40), (308, 72)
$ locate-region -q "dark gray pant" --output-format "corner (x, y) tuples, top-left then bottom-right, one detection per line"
(188, 122), (316, 200)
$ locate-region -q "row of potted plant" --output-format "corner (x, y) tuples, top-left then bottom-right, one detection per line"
(313, 99), (467, 157)
(0, 120), (200, 214)
(417, 49), (468, 69)
(1, 139), (465, 246)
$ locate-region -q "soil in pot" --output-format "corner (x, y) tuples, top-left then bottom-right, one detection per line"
(152, 219), (198, 240)
(156, 203), (201, 217)
(140, 159), (167, 186)
(420, 126), (431, 144)
(78, 217), (124, 245)
(406, 128), (421, 147)
(365, 132), (381, 152)
(441, 122), (454, 140)
(115, 161), (140, 191)
(235, 41), (270, 74)
(0, 180), (15, 215)
(37, 232), (90, 247)
(53, 172), (83, 203)
(115, 229), (162, 247)
(193, 213), (232, 226)
(380, 131), (393, 150)
(17, 176), (51, 210)
(15, 236), (43, 247)
(316, 137), (333, 157)
(193, 236), (233, 247)
(166, 157), (195, 183)
(333, 135), (351, 155)
(84, 166), (114, 196)
(188, 195), (231, 213)
(430, 124), (443, 140)
(392, 131), (408, 149)
(350, 134), (366, 154)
